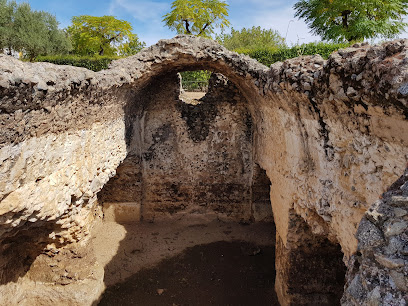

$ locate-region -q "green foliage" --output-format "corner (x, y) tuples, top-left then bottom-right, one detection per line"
(294, 0), (408, 42)
(163, 0), (230, 38)
(216, 27), (347, 66)
(180, 70), (211, 91)
(217, 26), (285, 51)
(117, 37), (146, 56)
(67, 15), (145, 56)
(236, 42), (351, 66)
(0, 0), (71, 60)
(35, 55), (119, 71)
(0, 0), (17, 51)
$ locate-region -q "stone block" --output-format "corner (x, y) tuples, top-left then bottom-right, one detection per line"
(103, 202), (141, 223)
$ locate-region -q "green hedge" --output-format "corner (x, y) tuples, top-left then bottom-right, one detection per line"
(236, 42), (351, 67)
(34, 55), (121, 71)
(34, 42), (351, 73)
(180, 70), (211, 91)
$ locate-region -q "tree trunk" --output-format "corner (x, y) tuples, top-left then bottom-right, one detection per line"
(341, 10), (351, 30)
(342, 10), (357, 41)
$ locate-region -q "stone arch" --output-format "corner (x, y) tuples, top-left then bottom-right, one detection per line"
(103, 36), (272, 164)
(104, 35), (268, 105)
(96, 36), (276, 224)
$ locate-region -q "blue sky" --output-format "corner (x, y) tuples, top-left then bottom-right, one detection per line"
(19, 0), (408, 47)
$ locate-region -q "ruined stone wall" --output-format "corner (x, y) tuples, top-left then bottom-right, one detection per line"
(0, 57), (131, 303)
(251, 42), (408, 304)
(342, 169), (408, 305)
(0, 36), (407, 305)
(0, 58), (131, 286)
(255, 46), (408, 257)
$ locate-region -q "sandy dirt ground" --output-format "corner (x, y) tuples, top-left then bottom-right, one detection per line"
(179, 91), (206, 104)
(98, 241), (278, 306)
(90, 214), (277, 305)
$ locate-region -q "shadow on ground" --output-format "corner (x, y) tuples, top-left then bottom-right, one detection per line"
(91, 219), (278, 306)
(99, 240), (278, 306)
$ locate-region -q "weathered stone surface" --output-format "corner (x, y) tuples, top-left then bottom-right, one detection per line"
(342, 168), (408, 305)
(0, 243), (105, 305)
(356, 217), (385, 250)
(0, 35), (407, 304)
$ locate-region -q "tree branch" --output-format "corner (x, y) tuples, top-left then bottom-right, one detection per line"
(184, 19), (191, 34)
(198, 22), (210, 35)
(109, 33), (122, 42)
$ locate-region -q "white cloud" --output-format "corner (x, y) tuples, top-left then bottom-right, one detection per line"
(254, 7), (320, 45)
(227, 0), (288, 9)
(229, 3), (320, 45)
(107, 0), (320, 46)
(109, 0), (169, 22)
(108, 0), (174, 46)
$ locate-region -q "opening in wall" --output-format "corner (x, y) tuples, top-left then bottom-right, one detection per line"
(180, 70), (210, 93)
(179, 70), (210, 104)
(251, 164), (273, 223)
(275, 212), (347, 305)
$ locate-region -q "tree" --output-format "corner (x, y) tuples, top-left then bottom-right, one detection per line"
(216, 26), (286, 51)
(0, 0), (71, 60)
(67, 15), (145, 56)
(41, 11), (72, 56)
(162, 0), (230, 38)
(0, 0), (17, 54)
(294, 0), (408, 42)
(117, 36), (146, 57)
(13, 3), (71, 60)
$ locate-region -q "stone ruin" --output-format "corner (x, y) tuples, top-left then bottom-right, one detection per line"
(0, 35), (407, 305)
